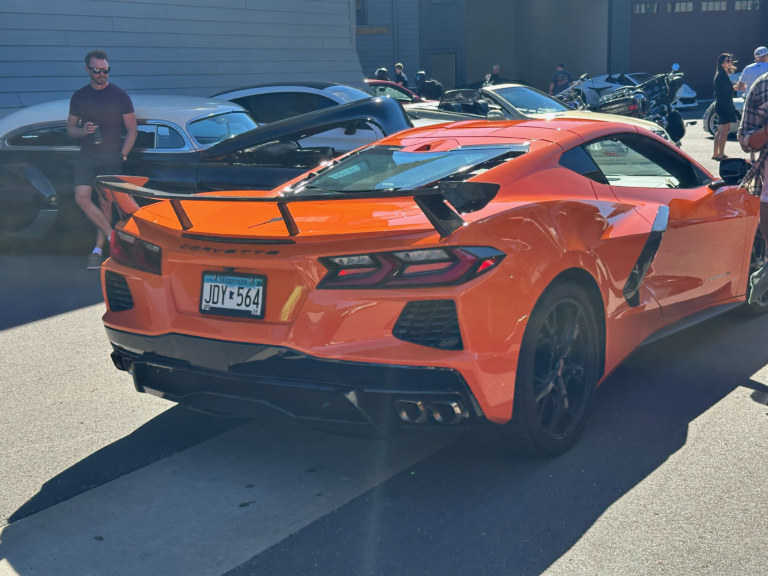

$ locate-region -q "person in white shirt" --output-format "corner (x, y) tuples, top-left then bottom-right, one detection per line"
(738, 46), (768, 95)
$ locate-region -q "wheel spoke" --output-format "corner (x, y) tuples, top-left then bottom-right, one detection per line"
(534, 373), (557, 403)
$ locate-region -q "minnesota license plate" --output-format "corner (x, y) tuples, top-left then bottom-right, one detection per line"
(200, 272), (266, 319)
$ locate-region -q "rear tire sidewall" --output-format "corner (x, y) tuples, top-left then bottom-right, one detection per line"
(747, 231), (768, 315)
(504, 281), (601, 457)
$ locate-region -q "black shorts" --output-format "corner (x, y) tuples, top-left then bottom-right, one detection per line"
(74, 152), (123, 188)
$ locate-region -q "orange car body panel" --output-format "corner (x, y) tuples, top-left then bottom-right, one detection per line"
(101, 118), (759, 425)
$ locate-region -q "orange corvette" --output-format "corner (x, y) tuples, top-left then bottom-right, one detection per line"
(98, 117), (763, 457)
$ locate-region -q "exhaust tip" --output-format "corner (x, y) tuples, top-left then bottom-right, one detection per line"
(395, 400), (428, 423)
(429, 401), (465, 425)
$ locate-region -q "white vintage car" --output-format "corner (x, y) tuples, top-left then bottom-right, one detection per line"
(703, 98), (744, 136)
(578, 72), (698, 110)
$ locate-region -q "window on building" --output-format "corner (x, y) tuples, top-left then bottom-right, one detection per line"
(356, 0), (367, 25)
(668, 2), (694, 10)
(634, 3), (659, 13)
(702, 1), (727, 9)
(735, 0), (759, 9)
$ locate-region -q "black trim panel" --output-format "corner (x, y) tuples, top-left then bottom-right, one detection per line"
(623, 206), (669, 308)
(106, 329), (484, 433)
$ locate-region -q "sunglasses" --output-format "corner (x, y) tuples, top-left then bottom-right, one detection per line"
(88, 66), (110, 75)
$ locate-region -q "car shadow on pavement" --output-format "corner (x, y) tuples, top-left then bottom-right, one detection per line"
(225, 307), (768, 576)
(0, 255), (104, 331)
(3, 306), (768, 575)
(6, 406), (247, 524)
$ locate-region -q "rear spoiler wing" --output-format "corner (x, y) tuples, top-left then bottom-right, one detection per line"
(96, 176), (501, 239)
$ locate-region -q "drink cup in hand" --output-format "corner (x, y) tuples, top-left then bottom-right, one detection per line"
(90, 123), (101, 145)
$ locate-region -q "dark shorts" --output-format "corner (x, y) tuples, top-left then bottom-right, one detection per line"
(74, 152), (123, 188)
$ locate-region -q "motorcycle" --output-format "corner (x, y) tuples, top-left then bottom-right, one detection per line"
(554, 73), (590, 110)
(594, 64), (687, 142)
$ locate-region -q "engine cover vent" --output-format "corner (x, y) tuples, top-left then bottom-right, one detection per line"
(393, 300), (463, 350)
(105, 271), (134, 312)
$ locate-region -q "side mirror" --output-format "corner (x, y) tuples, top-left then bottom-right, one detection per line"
(719, 158), (750, 185)
(344, 123), (358, 136)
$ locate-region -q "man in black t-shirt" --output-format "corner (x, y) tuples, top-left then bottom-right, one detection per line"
(393, 63), (408, 88)
(549, 64), (573, 95)
(67, 49), (137, 269)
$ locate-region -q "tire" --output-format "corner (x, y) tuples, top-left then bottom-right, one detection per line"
(707, 105), (719, 136)
(484, 280), (602, 457)
(745, 231), (768, 315)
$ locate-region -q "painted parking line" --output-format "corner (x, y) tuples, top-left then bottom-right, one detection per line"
(0, 418), (458, 576)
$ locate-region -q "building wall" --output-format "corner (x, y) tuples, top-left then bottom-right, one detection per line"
(356, 0), (420, 82)
(514, 0), (610, 93)
(465, 0), (517, 85)
(629, 3), (768, 99)
(0, 0), (364, 119)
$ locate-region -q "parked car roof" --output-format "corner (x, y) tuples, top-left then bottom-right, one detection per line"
(210, 81), (363, 97)
(0, 95), (247, 140)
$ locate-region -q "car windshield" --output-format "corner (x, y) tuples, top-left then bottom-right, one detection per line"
(323, 85), (372, 103)
(188, 112), (257, 146)
(491, 86), (569, 114)
(303, 146), (513, 193)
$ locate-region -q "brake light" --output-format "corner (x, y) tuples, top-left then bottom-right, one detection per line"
(319, 247), (504, 289)
(110, 231), (162, 275)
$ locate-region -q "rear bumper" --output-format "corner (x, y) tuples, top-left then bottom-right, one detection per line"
(107, 328), (486, 436)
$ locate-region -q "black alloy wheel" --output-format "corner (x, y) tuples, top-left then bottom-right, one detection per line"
(488, 281), (601, 457)
(746, 231), (768, 314)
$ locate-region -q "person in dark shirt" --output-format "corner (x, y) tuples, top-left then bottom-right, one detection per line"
(489, 64), (501, 85)
(713, 53), (738, 161)
(66, 49), (137, 269)
(549, 64), (573, 95)
(393, 63), (408, 88)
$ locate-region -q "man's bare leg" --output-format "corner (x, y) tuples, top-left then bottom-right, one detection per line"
(96, 195), (113, 249)
(74, 185), (112, 239)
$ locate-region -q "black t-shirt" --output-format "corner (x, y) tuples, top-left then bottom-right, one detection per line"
(69, 83), (134, 154)
(393, 72), (408, 87)
(551, 70), (572, 94)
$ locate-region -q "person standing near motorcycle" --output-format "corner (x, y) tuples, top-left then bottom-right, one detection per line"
(713, 53), (738, 161)
(737, 46), (768, 95)
(549, 64), (572, 96)
(737, 71), (768, 302)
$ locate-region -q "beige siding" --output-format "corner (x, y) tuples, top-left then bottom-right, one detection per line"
(0, 0), (364, 118)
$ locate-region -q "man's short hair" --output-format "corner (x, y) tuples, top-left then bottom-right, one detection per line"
(85, 49), (108, 65)
(395, 63), (403, 69)
(557, 63), (565, 68)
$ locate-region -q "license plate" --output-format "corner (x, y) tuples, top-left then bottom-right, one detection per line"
(200, 272), (266, 319)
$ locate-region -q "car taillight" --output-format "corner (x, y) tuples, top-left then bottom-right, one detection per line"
(110, 231), (162, 275)
(319, 247), (504, 289)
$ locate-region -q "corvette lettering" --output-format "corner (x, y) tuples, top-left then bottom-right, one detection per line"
(179, 245), (280, 255)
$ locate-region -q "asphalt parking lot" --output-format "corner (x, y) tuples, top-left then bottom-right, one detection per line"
(2, 110), (768, 576)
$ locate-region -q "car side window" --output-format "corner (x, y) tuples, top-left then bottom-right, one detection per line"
(156, 125), (185, 149)
(236, 93), (338, 124)
(7, 126), (78, 147)
(581, 133), (703, 189)
(135, 125), (156, 148)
